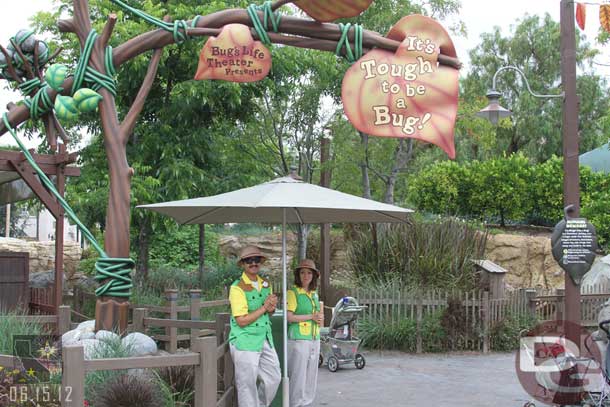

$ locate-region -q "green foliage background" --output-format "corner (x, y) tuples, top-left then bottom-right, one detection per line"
(407, 154), (610, 248)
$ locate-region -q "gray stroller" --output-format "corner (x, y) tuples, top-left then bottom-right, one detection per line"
(319, 296), (367, 372)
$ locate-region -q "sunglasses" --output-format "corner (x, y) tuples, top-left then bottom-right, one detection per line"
(243, 256), (263, 265)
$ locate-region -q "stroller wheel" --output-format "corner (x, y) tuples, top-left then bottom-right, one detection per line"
(319, 354), (323, 368)
(355, 354), (365, 369)
(327, 356), (339, 372)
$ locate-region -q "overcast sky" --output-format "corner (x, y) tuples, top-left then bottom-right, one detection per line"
(0, 0), (608, 148)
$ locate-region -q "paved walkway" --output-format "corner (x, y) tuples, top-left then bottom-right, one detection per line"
(315, 351), (532, 406)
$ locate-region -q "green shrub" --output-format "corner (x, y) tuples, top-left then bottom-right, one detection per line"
(358, 311), (445, 352)
(407, 160), (474, 216)
(407, 154), (610, 251)
(149, 225), (220, 271)
(0, 309), (51, 354)
(468, 154), (532, 225)
(490, 314), (538, 352)
(347, 218), (486, 289)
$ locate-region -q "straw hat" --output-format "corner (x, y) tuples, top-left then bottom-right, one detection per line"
(295, 258), (319, 274)
(238, 245), (268, 263)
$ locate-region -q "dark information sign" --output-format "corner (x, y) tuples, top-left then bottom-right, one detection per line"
(551, 218), (597, 285)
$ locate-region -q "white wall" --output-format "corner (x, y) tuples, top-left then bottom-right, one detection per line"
(21, 209), (80, 243)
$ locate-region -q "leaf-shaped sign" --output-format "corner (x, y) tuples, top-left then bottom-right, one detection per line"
(342, 15), (459, 159)
(576, 3), (586, 30)
(45, 64), (68, 92)
(54, 95), (78, 121)
(601, 4), (610, 34)
(194, 24), (271, 83)
(74, 88), (103, 113)
(293, 0), (373, 22)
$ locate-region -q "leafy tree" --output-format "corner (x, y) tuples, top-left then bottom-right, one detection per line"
(460, 14), (609, 162)
(468, 154), (532, 226)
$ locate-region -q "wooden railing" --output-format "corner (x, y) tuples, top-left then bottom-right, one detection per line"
(61, 336), (226, 407)
(128, 289), (230, 353)
(0, 305), (72, 335)
(1, 305), (236, 407)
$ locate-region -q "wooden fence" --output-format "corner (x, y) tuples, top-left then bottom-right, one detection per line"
(60, 315), (234, 407)
(0, 305), (72, 336)
(354, 282), (610, 352)
(0, 305), (236, 407)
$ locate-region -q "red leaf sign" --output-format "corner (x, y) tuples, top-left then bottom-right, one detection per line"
(293, 0), (373, 22)
(576, 3), (586, 31)
(341, 15), (459, 159)
(194, 24), (271, 83)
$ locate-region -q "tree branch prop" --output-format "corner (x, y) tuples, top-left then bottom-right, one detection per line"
(0, 45), (23, 84)
(120, 17), (167, 139)
(1, 7), (461, 136)
(271, 0), (293, 11)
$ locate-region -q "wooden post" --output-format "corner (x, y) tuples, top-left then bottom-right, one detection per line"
(58, 305), (71, 335)
(133, 307), (147, 333)
(61, 345), (84, 407)
(190, 290), (202, 344)
(416, 291), (423, 354)
(166, 288), (178, 353)
(216, 313), (230, 388)
(193, 336), (218, 407)
(54, 148), (65, 316)
(482, 291), (490, 353)
(223, 324), (234, 405)
(556, 288), (565, 322)
(525, 289), (537, 319)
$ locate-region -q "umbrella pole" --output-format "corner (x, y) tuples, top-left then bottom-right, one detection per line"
(282, 207), (290, 407)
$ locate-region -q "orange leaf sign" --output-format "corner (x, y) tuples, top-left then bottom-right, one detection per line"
(341, 15), (459, 159)
(600, 5), (610, 34)
(576, 3), (586, 31)
(293, 0), (373, 22)
(194, 24), (271, 83)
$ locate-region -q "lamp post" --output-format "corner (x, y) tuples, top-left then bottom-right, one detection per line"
(476, 0), (581, 349)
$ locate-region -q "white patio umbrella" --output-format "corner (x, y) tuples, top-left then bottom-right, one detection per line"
(138, 175), (412, 407)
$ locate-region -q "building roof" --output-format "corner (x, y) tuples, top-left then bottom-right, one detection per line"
(471, 259), (507, 274)
(580, 143), (610, 173)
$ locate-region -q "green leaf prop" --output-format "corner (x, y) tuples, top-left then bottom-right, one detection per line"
(54, 95), (79, 120)
(45, 64), (68, 92)
(74, 88), (103, 112)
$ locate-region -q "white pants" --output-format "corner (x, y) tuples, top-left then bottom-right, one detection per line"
(287, 339), (320, 407)
(231, 340), (281, 407)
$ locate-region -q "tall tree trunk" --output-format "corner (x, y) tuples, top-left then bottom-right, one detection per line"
(383, 139), (414, 204)
(199, 224), (205, 288)
(359, 131), (371, 199)
(136, 217), (150, 283)
(297, 224), (310, 261)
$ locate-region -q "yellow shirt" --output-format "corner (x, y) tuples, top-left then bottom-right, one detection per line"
(229, 272), (272, 317)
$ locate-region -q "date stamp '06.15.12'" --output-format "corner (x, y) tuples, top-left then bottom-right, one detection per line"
(1, 334), (73, 406)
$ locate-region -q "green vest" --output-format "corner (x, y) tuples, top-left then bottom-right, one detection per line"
(288, 286), (320, 340)
(229, 277), (275, 351)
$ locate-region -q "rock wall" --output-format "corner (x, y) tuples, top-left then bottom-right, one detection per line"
(484, 233), (564, 289)
(219, 233), (296, 274)
(218, 232), (350, 284)
(219, 231), (566, 290)
(0, 237), (82, 279)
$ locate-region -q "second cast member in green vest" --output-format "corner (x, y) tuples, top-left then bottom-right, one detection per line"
(286, 258), (323, 407)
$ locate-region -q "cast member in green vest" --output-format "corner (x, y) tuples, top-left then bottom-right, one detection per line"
(229, 245), (281, 406)
(286, 259), (323, 407)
